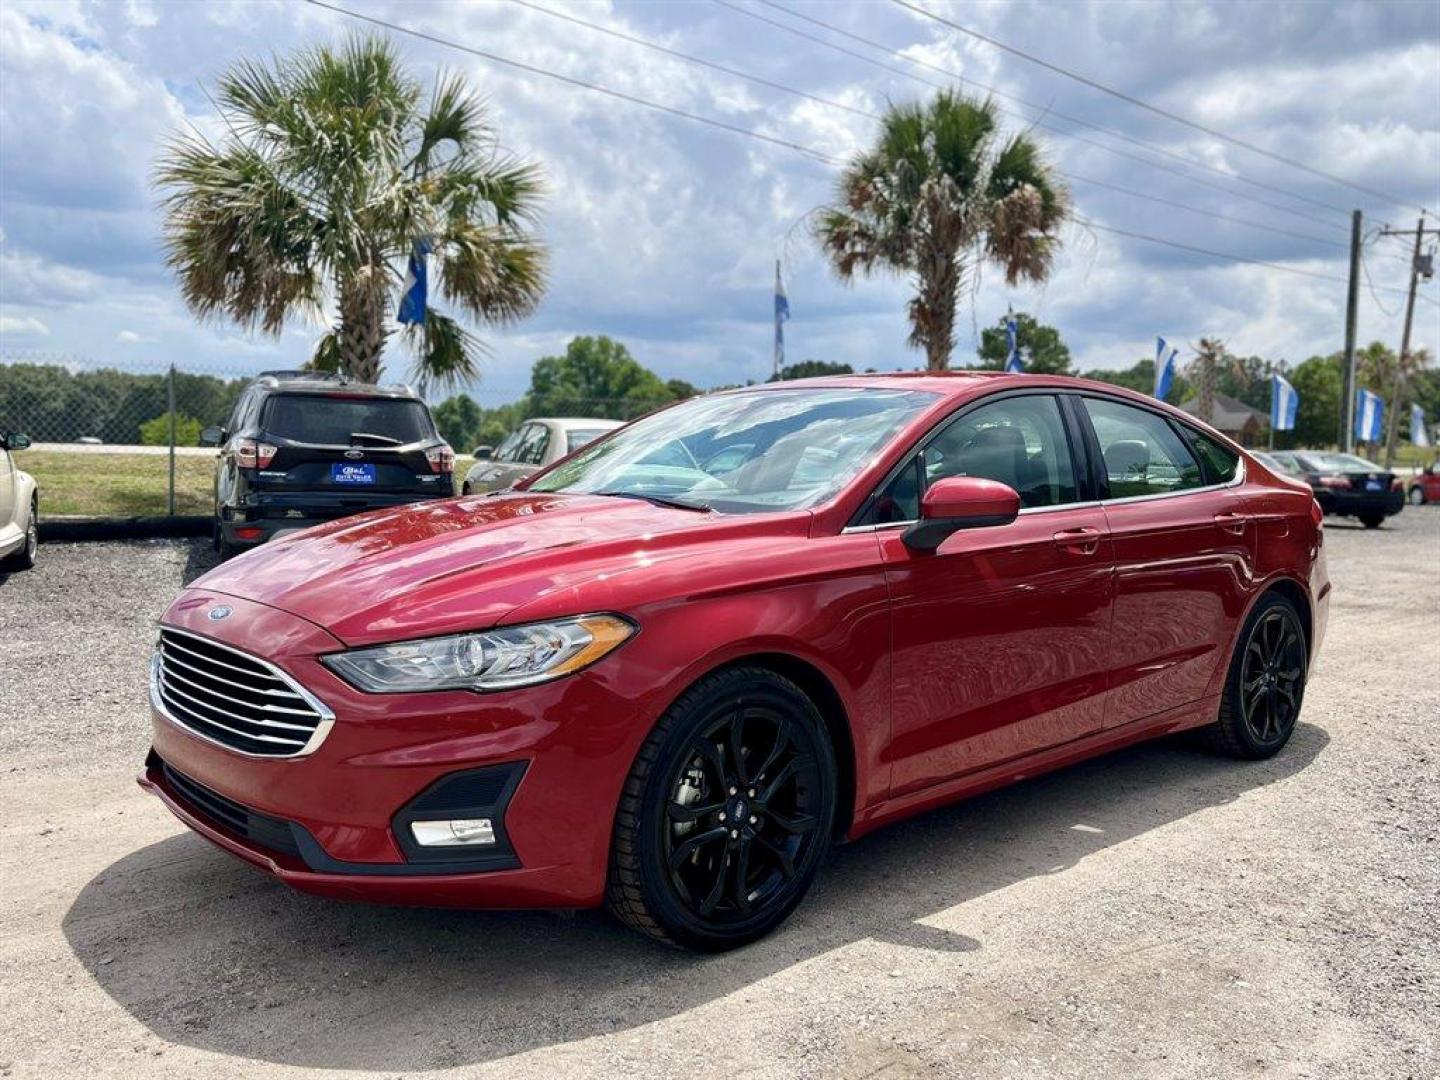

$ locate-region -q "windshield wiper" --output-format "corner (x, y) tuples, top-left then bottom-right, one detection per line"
(349, 431), (403, 447)
(592, 490), (712, 513)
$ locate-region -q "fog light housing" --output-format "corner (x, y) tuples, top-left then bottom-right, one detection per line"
(411, 818), (495, 847)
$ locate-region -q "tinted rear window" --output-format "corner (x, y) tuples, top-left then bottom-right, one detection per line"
(261, 395), (434, 445)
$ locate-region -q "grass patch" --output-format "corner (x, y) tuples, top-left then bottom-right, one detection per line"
(24, 450), (477, 519)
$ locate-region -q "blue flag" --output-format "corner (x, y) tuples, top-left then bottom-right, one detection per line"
(773, 259), (789, 374)
(1270, 373), (1298, 432)
(1412, 403), (1431, 448)
(1354, 388), (1384, 443)
(397, 238), (432, 326)
(1005, 314), (1023, 373)
(1154, 337), (1179, 400)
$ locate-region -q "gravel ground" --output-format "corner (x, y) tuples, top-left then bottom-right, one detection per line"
(0, 512), (1436, 1080)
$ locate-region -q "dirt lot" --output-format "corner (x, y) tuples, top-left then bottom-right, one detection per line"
(1, 511), (1436, 1079)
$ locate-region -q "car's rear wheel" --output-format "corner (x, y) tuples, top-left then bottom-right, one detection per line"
(607, 666), (837, 951)
(1207, 592), (1307, 759)
(1409, 486), (1426, 506)
(1359, 512), (1385, 529)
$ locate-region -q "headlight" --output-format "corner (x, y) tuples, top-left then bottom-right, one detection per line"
(321, 614), (635, 693)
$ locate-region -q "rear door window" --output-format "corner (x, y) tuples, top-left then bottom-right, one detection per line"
(1081, 398), (1204, 499)
(1185, 429), (1241, 484)
(261, 395), (435, 445)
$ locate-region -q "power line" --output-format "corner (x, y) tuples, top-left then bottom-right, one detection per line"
(892, 0), (1433, 217)
(753, 0), (1353, 221)
(304, 0), (1415, 302)
(1077, 218), (1412, 295)
(716, 0), (1346, 232)
(515, 0), (1349, 252)
(300, 0), (843, 166)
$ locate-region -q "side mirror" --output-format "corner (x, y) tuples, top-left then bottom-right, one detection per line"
(200, 426), (225, 447)
(4, 433), (31, 451)
(471, 445), (494, 460)
(902, 476), (1021, 553)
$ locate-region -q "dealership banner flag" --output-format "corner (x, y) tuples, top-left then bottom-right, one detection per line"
(1412, 403), (1431, 448)
(1270, 373), (1299, 432)
(774, 259), (789, 374)
(1005, 314), (1023, 373)
(1354, 388), (1384, 443)
(1154, 337), (1179, 400)
(396, 238), (432, 325)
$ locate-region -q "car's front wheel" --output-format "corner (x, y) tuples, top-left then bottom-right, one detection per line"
(1207, 592), (1307, 759)
(1409, 486), (1426, 506)
(607, 666), (837, 951)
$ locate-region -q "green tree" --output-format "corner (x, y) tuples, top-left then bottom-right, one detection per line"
(155, 36), (546, 391)
(816, 91), (1068, 370)
(665, 378), (701, 400)
(1286, 354), (1341, 449)
(139, 412), (204, 447)
(977, 312), (1072, 374)
(528, 335), (673, 419)
(770, 360), (854, 382)
(432, 393), (483, 452)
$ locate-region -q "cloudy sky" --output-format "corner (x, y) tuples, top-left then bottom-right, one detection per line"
(1, 0), (1436, 405)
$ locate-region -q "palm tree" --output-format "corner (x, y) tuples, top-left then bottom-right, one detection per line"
(816, 92), (1068, 371)
(155, 36), (546, 390)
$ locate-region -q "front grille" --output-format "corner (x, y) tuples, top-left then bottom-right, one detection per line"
(160, 758), (302, 858)
(153, 628), (332, 757)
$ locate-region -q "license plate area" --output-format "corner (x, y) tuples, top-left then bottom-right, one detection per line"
(331, 462), (377, 485)
(1364, 478), (1383, 491)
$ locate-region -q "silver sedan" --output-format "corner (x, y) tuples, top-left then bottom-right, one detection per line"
(461, 417), (624, 495)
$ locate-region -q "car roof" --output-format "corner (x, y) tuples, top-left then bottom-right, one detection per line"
(531, 417), (626, 429)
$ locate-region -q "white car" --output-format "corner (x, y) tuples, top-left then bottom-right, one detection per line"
(461, 417), (624, 495)
(0, 432), (39, 571)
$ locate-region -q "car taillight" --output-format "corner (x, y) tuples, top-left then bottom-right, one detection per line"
(426, 444), (455, 474)
(1317, 475), (1350, 489)
(234, 439), (277, 469)
(1310, 499), (1324, 528)
(1391, 477), (1404, 491)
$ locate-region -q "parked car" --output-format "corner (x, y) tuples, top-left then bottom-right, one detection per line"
(461, 417), (624, 495)
(0, 431), (38, 571)
(1406, 463), (1440, 505)
(142, 374), (1327, 951)
(1266, 450), (1403, 528)
(201, 371), (454, 558)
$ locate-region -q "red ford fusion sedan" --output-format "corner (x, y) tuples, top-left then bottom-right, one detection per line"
(140, 373), (1328, 950)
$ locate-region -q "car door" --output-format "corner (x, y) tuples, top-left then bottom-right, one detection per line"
(0, 438), (15, 533)
(1074, 395), (1255, 729)
(871, 392), (1116, 797)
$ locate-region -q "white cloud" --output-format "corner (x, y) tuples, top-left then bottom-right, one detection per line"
(0, 314), (50, 336)
(115, 329), (154, 344)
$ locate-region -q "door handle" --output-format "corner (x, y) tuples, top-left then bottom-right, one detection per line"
(1213, 511), (1250, 535)
(1053, 526), (1103, 555)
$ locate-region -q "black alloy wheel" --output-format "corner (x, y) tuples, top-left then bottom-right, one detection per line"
(608, 666), (837, 951)
(1208, 592), (1307, 759)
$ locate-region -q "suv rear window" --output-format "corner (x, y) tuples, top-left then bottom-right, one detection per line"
(261, 395), (435, 445)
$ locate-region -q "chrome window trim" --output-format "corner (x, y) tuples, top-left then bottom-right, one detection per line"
(839, 498), (1108, 534)
(150, 626), (335, 759)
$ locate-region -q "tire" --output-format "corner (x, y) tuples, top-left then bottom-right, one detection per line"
(1207, 592), (1307, 760)
(1409, 487), (1426, 506)
(2, 498), (38, 571)
(462, 482), (472, 496)
(1359, 512), (1385, 529)
(606, 666), (838, 951)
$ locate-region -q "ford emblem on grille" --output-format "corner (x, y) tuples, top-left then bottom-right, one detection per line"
(207, 605), (232, 621)
(344, 448), (365, 459)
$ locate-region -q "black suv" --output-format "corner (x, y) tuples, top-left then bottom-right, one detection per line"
(202, 371), (454, 557)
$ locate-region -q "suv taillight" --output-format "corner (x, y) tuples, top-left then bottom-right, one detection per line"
(235, 439), (277, 469)
(426, 444), (455, 475)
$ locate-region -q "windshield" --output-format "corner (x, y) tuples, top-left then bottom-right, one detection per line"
(262, 395), (435, 445)
(526, 388), (938, 513)
(1314, 452), (1381, 471)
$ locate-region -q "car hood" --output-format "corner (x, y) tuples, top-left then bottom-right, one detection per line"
(192, 492), (810, 645)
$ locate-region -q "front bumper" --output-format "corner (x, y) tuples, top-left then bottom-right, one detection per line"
(141, 590), (653, 909)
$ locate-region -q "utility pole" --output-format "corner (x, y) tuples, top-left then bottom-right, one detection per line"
(1378, 214), (1437, 467)
(1341, 210), (1362, 452)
